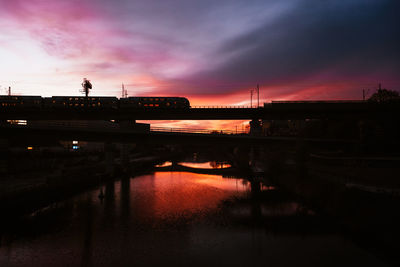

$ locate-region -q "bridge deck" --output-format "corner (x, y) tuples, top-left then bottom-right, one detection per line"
(1, 101), (399, 120)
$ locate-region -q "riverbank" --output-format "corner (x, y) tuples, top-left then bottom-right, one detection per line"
(0, 152), (179, 217)
(264, 152), (400, 265)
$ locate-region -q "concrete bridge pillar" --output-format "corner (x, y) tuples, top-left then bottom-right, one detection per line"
(0, 138), (9, 175)
(120, 143), (130, 172)
(104, 142), (115, 176)
(249, 119), (262, 136)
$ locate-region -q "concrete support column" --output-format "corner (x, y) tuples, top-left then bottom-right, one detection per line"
(0, 139), (9, 175)
(120, 143), (130, 172)
(249, 119), (262, 136)
(104, 142), (114, 176)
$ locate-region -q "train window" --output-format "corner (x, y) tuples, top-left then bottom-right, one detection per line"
(155, 98), (159, 101)
(52, 100), (56, 103)
(75, 98), (79, 101)
(149, 98), (153, 101)
(75, 103), (79, 106)
(81, 104), (84, 107)
(69, 104), (73, 106)
(160, 98), (164, 101)
(69, 98), (72, 101)
(92, 104), (96, 107)
(149, 104), (154, 107)
(155, 104), (159, 107)
(166, 102), (170, 106)
(144, 104), (148, 107)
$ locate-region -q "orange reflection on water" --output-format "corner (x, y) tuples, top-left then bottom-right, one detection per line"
(180, 162), (231, 169)
(154, 161), (172, 167)
(129, 172), (249, 222)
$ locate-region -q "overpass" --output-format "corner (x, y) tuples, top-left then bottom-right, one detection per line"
(1, 101), (399, 120)
(0, 123), (359, 148)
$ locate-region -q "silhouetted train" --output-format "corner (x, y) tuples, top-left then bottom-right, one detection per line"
(0, 96), (190, 109)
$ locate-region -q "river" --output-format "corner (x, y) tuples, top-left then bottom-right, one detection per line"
(0, 164), (389, 266)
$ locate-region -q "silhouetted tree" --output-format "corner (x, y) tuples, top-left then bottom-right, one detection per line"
(368, 88), (399, 103)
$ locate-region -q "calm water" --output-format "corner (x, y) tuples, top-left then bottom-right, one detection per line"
(0, 170), (388, 267)
(155, 161), (231, 169)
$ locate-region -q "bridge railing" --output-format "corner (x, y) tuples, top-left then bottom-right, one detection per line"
(150, 126), (248, 135)
(190, 105), (255, 109)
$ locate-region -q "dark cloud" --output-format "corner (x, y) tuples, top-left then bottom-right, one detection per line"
(172, 0), (400, 95)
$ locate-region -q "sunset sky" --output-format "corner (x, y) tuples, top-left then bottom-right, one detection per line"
(0, 0), (399, 129)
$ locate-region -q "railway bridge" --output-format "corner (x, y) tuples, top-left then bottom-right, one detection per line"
(1, 101), (399, 120)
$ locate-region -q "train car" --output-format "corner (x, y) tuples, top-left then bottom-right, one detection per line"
(119, 97), (190, 109)
(0, 96), (42, 109)
(43, 96), (118, 109)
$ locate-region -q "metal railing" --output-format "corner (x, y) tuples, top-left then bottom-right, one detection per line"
(190, 105), (256, 109)
(7, 121), (250, 135)
(150, 126), (248, 135)
(270, 100), (366, 104)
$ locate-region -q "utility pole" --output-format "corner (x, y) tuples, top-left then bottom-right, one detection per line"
(363, 89), (370, 100)
(257, 84), (260, 108)
(8, 86), (11, 96)
(250, 89), (254, 108)
(122, 83), (128, 98)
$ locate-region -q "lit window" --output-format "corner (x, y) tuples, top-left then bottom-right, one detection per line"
(27, 146), (33, 150)
(72, 140), (78, 144)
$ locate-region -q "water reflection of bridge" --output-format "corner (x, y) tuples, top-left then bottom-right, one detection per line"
(153, 163), (239, 176)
